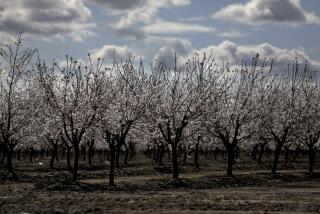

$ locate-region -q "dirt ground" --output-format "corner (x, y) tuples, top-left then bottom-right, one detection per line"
(0, 153), (320, 213)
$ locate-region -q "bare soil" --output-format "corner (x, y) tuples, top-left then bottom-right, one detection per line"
(0, 153), (320, 213)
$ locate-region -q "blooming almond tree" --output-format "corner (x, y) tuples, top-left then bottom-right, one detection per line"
(261, 60), (305, 175)
(97, 59), (155, 186)
(37, 55), (104, 181)
(204, 55), (274, 176)
(36, 102), (63, 169)
(294, 65), (320, 173)
(0, 34), (39, 175)
(154, 53), (218, 179)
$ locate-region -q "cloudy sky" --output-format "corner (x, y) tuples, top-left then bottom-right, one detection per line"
(1, 0), (320, 70)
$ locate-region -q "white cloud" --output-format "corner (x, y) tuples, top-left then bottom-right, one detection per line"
(143, 19), (215, 34)
(92, 0), (192, 40)
(90, 45), (140, 63)
(92, 0), (191, 28)
(0, 0), (95, 41)
(194, 41), (320, 71)
(213, 0), (320, 25)
(154, 38), (193, 67)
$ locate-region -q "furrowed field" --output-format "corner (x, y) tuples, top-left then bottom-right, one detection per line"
(1, 151), (320, 213)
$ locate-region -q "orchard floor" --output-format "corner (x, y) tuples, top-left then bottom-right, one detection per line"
(0, 153), (320, 213)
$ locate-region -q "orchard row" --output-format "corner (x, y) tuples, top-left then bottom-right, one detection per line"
(0, 35), (318, 185)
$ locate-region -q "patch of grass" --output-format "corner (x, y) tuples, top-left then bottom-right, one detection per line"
(211, 195), (222, 204)
(146, 196), (162, 205)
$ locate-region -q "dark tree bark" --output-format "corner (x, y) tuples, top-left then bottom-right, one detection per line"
(29, 147), (34, 163)
(251, 144), (258, 161)
(114, 121), (133, 168)
(214, 147), (219, 161)
(194, 137), (201, 169)
(158, 118), (188, 179)
(272, 142), (283, 174)
(284, 146), (289, 165)
(81, 145), (86, 161)
(257, 141), (268, 164)
(271, 128), (289, 175)
(226, 144), (235, 177)
(257, 142), (267, 164)
(115, 143), (121, 168)
(308, 145), (317, 174)
(109, 140), (116, 186)
(49, 142), (58, 169)
(3, 139), (17, 175)
(155, 143), (160, 163)
(61, 135), (73, 172)
(104, 130), (117, 186)
(171, 143), (179, 179)
(87, 139), (94, 166)
(129, 141), (135, 159)
(40, 148), (45, 160)
(6, 143), (14, 174)
(60, 146), (65, 159)
(72, 142), (80, 181)
(293, 145), (300, 162)
(183, 145), (188, 164)
(1, 144), (6, 165)
(123, 142), (129, 166)
(66, 146), (72, 172)
(158, 142), (164, 166)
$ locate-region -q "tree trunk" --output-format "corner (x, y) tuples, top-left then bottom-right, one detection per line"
(50, 145), (58, 169)
(171, 143), (179, 179)
(6, 144), (14, 174)
(258, 144), (265, 164)
(251, 145), (258, 161)
(109, 142), (115, 186)
(72, 143), (80, 181)
(194, 142), (200, 169)
(293, 145), (300, 161)
(61, 147), (65, 159)
(66, 146), (72, 172)
(29, 147), (33, 163)
(155, 144), (160, 163)
(88, 147), (92, 166)
(183, 145), (187, 164)
(158, 143), (164, 166)
(115, 143), (121, 168)
(308, 145), (316, 174)
(214, 148), (219, 161)
(284, 146), (289, 164)
(49, 150), (55, 169)
(227, 144), (235, 177)
(1, 146), (6, 165)
(81, 146), (86, 161)
(167, 145), (171, 159)
(272, 142), (283, 174)
(153, 145), (157, 161)
(123, 142), (129, 166)
(55, 146), (59, 162)
(129, 142), (135, 159)
(40, 149), (44, 160)
(88, 139), (94, 166)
